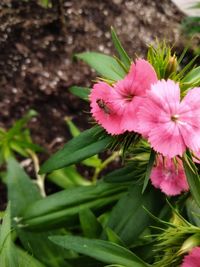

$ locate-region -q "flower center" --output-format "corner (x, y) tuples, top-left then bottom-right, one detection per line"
(171, 114), (179, 122)
(124, 93), (134, 102)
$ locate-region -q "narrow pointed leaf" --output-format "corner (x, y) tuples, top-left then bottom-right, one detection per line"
(181, 66), (200, 91)
(183, 151), (200, 208)
(104, 163), (145, 183)
(6, 158), (68, 267)
(75, 52), (126, 80)
(69, 86), (90, 101)
(186, 197), (200, 227)
(104, 185), (163, 246)
(106, 228), (125, 247)
(48, 166), (90, 188)
(49, 235), (149, 267)
(0, 205), (45, 267)
(79, 209), (102, 238)
(20, 181), (128, 230)
(111, 27), (131, 69)
(40, 127), (113, 174)
(142, 149), (155, 193)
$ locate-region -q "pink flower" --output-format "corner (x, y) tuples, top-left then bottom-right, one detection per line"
(90, 59), (157, 135)
(150, 156), (189, 196)
(138, 79), (200, 158)
(181, 247), (200, 267)
(112, 59), (157, 132)
(89, 82), (124, 135)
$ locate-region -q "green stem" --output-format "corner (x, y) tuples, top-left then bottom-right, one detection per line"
(92, 151), (120, 183)
(27, 149), (46, 197)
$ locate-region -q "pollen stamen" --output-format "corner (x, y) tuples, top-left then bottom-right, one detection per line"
(171, 114), (179, 122)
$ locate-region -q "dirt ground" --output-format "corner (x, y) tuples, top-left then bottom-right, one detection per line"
(0, 0), (186, 209)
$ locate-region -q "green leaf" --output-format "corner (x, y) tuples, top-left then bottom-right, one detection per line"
(49, 235), (149, 267)
(39, 0), (52, 8)
(65, 118), (102, 168)
(48, 166), (91, 188)
(7, 110), (37, 139)
(75, 52), (126, 81)
(6, 158), (69, 267)
(12, 140), (43, 152)
(79, 209), (102, 238)
(111, 27), (131, 69)
(103, 185), (163, 246)
(10, 141), (29, 157)
(183, 151), (200, 208)
(0, 204), (12, 256)
(82, 156), (102, 168)
(69, 86), (90, 101)
(40, 126), (113, 174)
(106, 228), (125, 247)
(67, 256), (103, 267)
(20, 181), (128, 230)
(181, 66), (200, 91)
(182, 16), (200, 36)
(104, 163), (145, 183)
(0, 205), (45, 267)
(186, 196), (200, 227)
(6, 158), (41, 217)
(142, 149), (155, 193)
(65, 117), (81, 137)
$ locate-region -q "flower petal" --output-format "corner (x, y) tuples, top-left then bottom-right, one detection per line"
(120, 96), (143, 132)
(181, 247), (200, 267)
(90, 82), (124, 135)
(127, 59), (158, 96)
(150, 157), (189, 196)
(148, 122), (186, 158)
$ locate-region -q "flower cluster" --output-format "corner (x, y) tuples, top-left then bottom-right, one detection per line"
(90, 59), (200, 196)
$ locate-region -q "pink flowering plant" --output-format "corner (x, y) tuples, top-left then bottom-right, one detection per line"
(2, 28), (200, 267)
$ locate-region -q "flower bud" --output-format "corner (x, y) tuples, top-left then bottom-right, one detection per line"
(165, 55), (178, 78)
(178, 234), (200, 255)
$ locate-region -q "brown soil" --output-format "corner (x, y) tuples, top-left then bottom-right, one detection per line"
(0, 0), (185, 209)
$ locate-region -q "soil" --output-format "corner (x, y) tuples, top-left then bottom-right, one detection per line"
(0, 0), (186, 210)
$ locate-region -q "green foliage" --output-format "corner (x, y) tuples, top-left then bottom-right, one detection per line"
(147, 42), (173, 79)
(181, 66), (200, 92)
(182, 16), (200, 36)
(75, 52), (127, 81)
(40, 126), (113, 174)
(65, 117), (102, 168)
(103, 162), (145, 183)
(79, 208), (102, 238)
(23, 0), (52, 8)
(103, 185), (163, 246)
(0, 205), (45, 267)
(152, 208), (200, 267)
(186, 196), (200, 227)
(147, 42), (199, 91)
(142, 149), (155, 193)
(183, 150), (200, 208)
(6, 158), (69, 267)
(20, 180), (128, 230)
(0, 110), (42, 166)
(48, 166), (91, 188)
(38, 0), (52, 8)
(111, 27), (131, 69)
(49, 235), (149, 267)
(68, 86), (90, 101)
